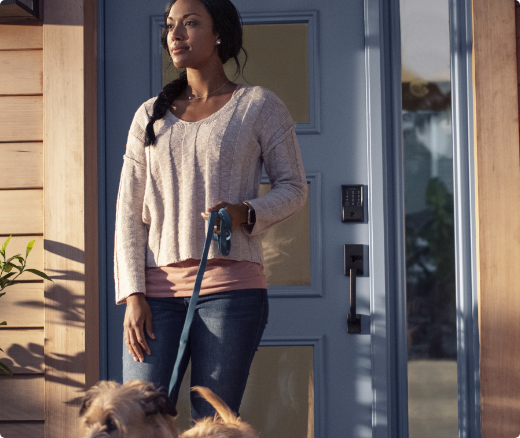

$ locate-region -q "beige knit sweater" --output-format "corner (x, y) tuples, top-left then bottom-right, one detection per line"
(114, 85), (307, 304)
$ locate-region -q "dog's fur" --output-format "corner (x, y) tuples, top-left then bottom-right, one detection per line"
(79, 381), (258, 438)
(183, 386), (258, 438)
(79, 380), (179, 438)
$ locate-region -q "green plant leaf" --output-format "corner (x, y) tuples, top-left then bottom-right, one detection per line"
(0, 321), (6, 326)
(25, 269), (53, 282)
(5, 254), (22, 263)
(26, 240), (35, 258)
(0, 272), (15, 282)
(3, 263), (15, 273)
(7, 263), (23, 274)
(0, 273), (16, 290)
(0, 361), (14, 377)
(13, 255), (25, 264)
(0, 292), (5, 298)
(0, 235), (11, 259)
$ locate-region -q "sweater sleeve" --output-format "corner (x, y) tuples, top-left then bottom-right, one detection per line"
(114, 107), (150, 305)
(245, 92), (307, 235)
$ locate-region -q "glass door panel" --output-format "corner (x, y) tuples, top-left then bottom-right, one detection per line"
(175, 346), (314, 437)
(400, 0), (458, 436)
(163, 22), (310, 124)
(259, 183), (311, 287)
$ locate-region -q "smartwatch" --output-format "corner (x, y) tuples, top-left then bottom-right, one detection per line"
(243, 202), (256, 225)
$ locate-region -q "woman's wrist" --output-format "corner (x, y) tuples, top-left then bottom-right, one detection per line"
(125, 293), (145, 305)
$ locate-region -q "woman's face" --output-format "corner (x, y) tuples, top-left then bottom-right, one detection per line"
(166, 0), (220, 69)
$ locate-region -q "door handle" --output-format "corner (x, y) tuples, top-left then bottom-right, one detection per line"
(345, 244), (364, 333)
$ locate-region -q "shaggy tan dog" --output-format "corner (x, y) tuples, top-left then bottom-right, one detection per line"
(79, 380), (179, 438)
(183, 386), (258, 438)
(79, 381), (258, 438)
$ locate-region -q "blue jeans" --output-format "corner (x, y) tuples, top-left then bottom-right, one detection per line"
(123, 289), (268, 419)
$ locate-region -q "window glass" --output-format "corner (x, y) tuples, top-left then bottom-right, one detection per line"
(400, 0), (458, 436)
(163, 23), (309, 123)
(175, 346), (314, 437)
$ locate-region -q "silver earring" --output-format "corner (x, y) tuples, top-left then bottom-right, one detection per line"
(216, 40), (221, 45)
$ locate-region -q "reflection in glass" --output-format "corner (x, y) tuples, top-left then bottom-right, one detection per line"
(242, 346), (314, 438)
(175, 346), (314, 438)
(401, 0), (458, 436)
(259, 183), (311, 287)
(162, 23), (310, 123)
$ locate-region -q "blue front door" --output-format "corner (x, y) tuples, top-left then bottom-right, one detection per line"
(100, 1), (399, 436)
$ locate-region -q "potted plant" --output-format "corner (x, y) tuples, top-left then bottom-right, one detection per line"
(0, 235), (52, 376)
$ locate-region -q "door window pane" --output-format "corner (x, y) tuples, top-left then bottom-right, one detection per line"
(175, 346), (314, 438)
(259, 183), (311, 287)
(400, 0), (458, 436)
(162, 23), (309, 123)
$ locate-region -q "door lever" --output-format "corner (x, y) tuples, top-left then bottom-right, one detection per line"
(344, 245), (364, 333)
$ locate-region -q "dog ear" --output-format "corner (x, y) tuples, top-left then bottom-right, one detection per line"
(80, 381), (121, 417)
(141, 390), (178, 418)
(80, 385), (102, 417)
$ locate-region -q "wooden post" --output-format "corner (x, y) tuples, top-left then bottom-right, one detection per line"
(43, 0), (98, 436)
(472, 0), (520, 436)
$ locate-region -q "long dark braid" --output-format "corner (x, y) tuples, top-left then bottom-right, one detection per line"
(144, 71), (187, 146)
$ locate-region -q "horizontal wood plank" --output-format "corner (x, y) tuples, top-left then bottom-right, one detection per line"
(0, 375), (44, 420)
(0, 142), (43, 189)
(0, 190), (43, 235)
(0, 50), (43, 95)
(0, 96), (42, 142)
(1, 282), (43, 327)
(0, 422), (44, 438)
(0, 23), (43, 50)
(0, 330), (44, 373)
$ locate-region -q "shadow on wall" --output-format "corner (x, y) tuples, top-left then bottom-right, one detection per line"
(1, 238), (91, 406)
(2, 281), (88, 405)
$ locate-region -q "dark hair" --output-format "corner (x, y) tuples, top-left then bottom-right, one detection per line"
(144, 0), (246, 146)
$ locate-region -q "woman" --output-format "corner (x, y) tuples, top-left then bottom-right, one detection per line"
(115, 0), (307, 419)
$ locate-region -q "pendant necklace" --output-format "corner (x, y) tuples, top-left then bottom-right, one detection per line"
(185, 80), (230, 100)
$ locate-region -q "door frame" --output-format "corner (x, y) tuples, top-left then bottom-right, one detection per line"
(449, 0), (481, 436)
(367, 0), (481, 436)
(96, 0), (481, 436)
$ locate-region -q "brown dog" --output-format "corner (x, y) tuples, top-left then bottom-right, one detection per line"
(181, 386), (258, 438)
(79, 380), (179, 438)
(79, 381), (258, 438)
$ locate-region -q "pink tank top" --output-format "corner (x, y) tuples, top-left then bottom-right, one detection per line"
(145, 259), (267, 298)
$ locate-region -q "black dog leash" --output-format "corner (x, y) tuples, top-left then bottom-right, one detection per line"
(168, 208), (232, 399)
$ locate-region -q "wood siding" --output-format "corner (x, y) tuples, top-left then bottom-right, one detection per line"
(0, 143), (43, 189)
(0, 50), (43, 95)
(0, 190), (43, 234)
(0, 20), (44, 437)
(473, 0), (520, 436)
(0, 96), (43, 142)
(43, 0), (99, 436)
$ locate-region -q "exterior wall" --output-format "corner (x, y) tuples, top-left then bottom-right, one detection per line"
(0, 1), (98, 435)
(472, 0), (520, 436)
(0, 22), (45, 438)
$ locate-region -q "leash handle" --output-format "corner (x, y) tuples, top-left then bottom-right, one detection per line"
(168, 208), (232, 399)
(213, 208), (232, 256)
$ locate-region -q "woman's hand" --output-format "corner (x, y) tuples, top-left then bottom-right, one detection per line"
(201, 201), (248, 234)
(123, 293), (155, 362)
